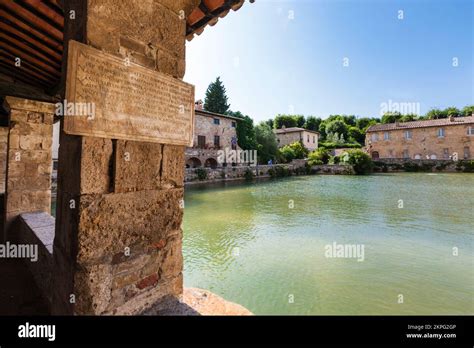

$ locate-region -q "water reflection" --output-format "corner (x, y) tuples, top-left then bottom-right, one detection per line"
(183, 173), (474, 314)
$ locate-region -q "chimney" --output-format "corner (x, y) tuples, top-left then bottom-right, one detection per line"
(195, 99), (203, 110)
(449, 115), (455, 122)
(282, 125), (286, 130)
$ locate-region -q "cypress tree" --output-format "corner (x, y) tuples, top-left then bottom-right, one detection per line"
(204, 77), (230, 114)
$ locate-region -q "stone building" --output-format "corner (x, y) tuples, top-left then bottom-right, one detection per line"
(274, 127), (319, 151)
(185, 101), (240, 168)
(365, 116), (474, 160)
(0, 0), (251, 315)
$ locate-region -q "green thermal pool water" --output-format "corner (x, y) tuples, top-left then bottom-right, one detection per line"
(183, 173), (474, 315)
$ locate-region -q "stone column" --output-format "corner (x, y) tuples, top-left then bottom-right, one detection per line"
(52, 0), (198, 315)
(0, 127), (8, 194)
(2, 97), (54, 242)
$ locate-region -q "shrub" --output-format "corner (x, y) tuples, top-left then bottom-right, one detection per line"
(319, 142), (361, 150)
(195, 168), (208, 180)
(330, 155), (340, 164)
(269, 165), (291, 178)
(456, 160), (474, 172)
(244, 168), (254, 181)
(278, 141), (308, 163)
(294, 164), (311, 175)
(341, 149), (373, 174)
(278, 146), (296, 163)
(308, 148), (330, 165)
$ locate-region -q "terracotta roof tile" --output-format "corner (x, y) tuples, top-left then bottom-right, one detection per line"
(186, 0), (248, 41)
(366, 116), (474, 132)
(274, 127), (320, 135)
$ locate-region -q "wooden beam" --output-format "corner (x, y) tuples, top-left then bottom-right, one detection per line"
(54, 0), (87, 98)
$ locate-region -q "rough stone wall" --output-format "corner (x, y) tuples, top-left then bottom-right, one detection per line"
(0, 127), (8, 193)
(372, 158), (461, 172)
(3, 97), (54, 240)
(366, 125), (473, 159)
(192, 113), (238, 149)
(276, 130), (318, 151)
(184, 164), (298, 182)
(52, 0), (198, 315)
(311, 164), (355, 175)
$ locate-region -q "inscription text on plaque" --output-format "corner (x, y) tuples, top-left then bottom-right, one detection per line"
(64, 40), (194, 145)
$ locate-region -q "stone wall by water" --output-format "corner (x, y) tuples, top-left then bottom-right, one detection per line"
(373, 158), (462, 172)
(185, 164), (294, 183)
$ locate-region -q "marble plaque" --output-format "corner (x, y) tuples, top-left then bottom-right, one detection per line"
(64, 40), (194, 145)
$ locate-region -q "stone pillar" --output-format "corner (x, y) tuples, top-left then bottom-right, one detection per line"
(2, 97), (54, 242)
(0, 127), (8, 194)
(52, 0), (197, 315)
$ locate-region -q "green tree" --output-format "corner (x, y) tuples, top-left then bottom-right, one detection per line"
(462, 105), (474, 116)
(308, 148), (330, 165)
(341, 115), (357, 126)
(356, 117), (377, 131)
(294, 115), (306, 128)
(274, 114), (298, 129)
(265, 118), (274, 129)
(204, 77), (230, 114)
(444, 107), (461, 117)
(254, 122), (278, 164)
(381, 112), (402, 124)
(325, 119), (349, 139)
(425, 108), (447, 119)
(348, 126), (365, 145)
(286, 141), (308, 159)
(400, 114), (418, 122)
(278, 146), (296, 163)
(304, 116), (322, 131)
(341, 149), (373, 174)
(228, 111), (257, 150)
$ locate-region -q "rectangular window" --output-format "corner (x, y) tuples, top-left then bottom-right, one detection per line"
(403, 149), (409, 158)
(214, 135), (220, 147)
(464, 146), (470, 159)
(213, 118), (220, 125)
(384, 132), (390, 141)
(307, 134), (310, 142)
(437, 128), (445, 137)
(404, 131), (412, 139)
(231, 136), (237, 150)
(197, 135), (206, 148)
(371, 133), (379, 142)
(313, 136), (315, 143)
(231, 121), (236, 128)
(468, 126), (474, 136)
(443, 148), (449, 159)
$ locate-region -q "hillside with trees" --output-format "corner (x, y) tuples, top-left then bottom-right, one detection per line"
(201, 77), (473, 164)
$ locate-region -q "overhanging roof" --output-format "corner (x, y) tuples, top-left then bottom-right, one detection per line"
(0, 0), (250, 102)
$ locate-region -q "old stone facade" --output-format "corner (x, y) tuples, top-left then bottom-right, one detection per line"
(365, 116), (474, 160)
(49, 0), (196, 315)
(0, 127), (8, 193)
(274, 127), (319, 151)
(0, 0), (252, 316)
(3, 98), (54, 240)
(185, 106), (240, 168)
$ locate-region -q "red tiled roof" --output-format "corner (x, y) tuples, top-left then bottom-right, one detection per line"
(366, 116), (474, 132)
(274, 127), (320, 135)
(186, 0), (249, 41)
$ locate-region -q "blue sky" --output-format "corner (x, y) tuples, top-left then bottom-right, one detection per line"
(185, 0), (473, 122)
